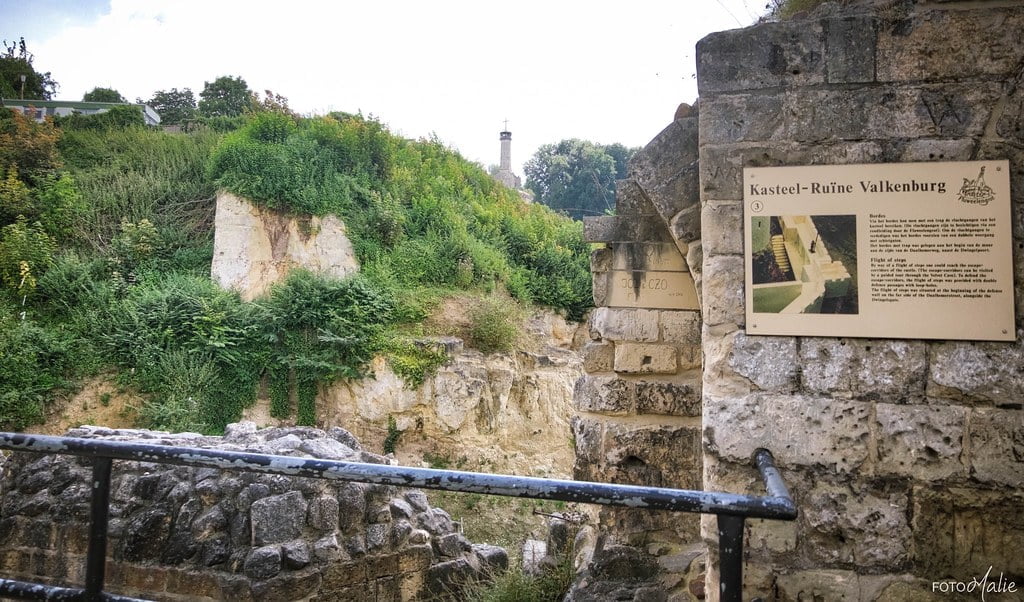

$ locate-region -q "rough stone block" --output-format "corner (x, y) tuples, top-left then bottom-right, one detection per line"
(321, 560), (367, 590)
(602, 423), (702, 490)
(976, 142), (1024, 240)
(677, 345), (702, 371)
(746, 519), (797, 557)
(611, 242), (688, 272)
(876, 8), (1024, 83)
(669, 204), (701, 246)
(243, 545), (281, 581)
(583, 214), (674, 244)
(590, 247), (611, 272)
(782, 84), (1002, 142)
(928, 338), (1024, 406)
(896, 138), (976, 163)
(615, 179), (656, 216)
(968, 408), (1024, 487)
(571, 417), (604, 482)
(696, 20), (825, 94)
(800, 479), (912, 569)
(589, 421), (700, 544)
(800, 338), (927, 402)
(701, 201), (743, 255)
(582, 340), (614, 373)
(635, 378), (701, 416)
(704, 394), (870, 472)
(995, 89), (1024, 144)
(164, 569), (224, 598)
(699, 93), (786, 145)
(728, 332), (799, 393)
(629, 118), (700, 223)
(254, 571), (322, 601)
(825, 16), (877, 83)
(397, 544), (432, 574)
(875, 404), (966, 480)
(613, 343), (678, 374)
(583, 216), (620, 243)
(775, 569), (861, 601)
(702, 255), (745, 327)
(251, 491), (307, 545)
(592, 270), (608, 308)
(573, 374), (635, 415)
(698, 141), (884, 201)
(703, 331), (755, 399)
(864, 578), (946, 602)
(912, 486), (1024, 579)
(589, 307), (660, 342)
(306, 495), (339, 532)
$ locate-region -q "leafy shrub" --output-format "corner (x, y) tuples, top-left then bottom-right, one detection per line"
(103, 273), (261, 431)
(139, 349), (216, 433)
(385, 338), (448, 388)
(58, 105), (145, 131)
(383, 415), (402, 455)
(0, 316), (73, 430)
(468, 297), (520, 354)
(32, 173), (86, 240)
(208, 113), (592, 318)
(0, 165), (32, 222)
(0, 217), (55, 297)
(0, 108), (62, 180)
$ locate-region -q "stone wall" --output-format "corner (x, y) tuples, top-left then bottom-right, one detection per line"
(573, 116), (707, 600)
(696, 1), (1024, 599)
(0, 424), (505, 601)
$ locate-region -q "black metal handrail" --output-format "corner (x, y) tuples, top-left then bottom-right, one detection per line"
(0, 432), (797, 602)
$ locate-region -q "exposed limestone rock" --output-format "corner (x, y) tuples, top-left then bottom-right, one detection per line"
(311, 325), (583, 477)
(0, 424), (507, 600)
(211, 191), (359, 301)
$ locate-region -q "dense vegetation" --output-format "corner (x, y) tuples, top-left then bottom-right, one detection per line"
(0, 107), (591, 434)
(524, 139), (637, 220)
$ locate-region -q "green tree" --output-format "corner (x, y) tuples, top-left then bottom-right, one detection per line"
(147, 88), (198, 125)
(198, 75), (254, 118)
(82, 87), (126, 103)
(0, 38), (58, 100)
(252, 89), (293, 115)
(524, 139), (638, 220)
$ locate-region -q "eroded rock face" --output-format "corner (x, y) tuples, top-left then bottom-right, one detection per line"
(211, 191), (359, 301)
(318, 330), (584, 478)
(0, 424), (507, 601)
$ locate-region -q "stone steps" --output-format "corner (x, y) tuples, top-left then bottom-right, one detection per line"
(771, 235), (790, 272)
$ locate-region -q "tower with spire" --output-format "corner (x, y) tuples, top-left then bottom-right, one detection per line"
(495, 121), (522, 190)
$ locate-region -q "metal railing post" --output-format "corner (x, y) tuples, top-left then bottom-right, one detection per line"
(84, 457), (113, 600)
(717, 514), (745, 602)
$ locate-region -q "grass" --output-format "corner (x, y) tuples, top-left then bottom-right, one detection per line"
(1, 110), (592, 434)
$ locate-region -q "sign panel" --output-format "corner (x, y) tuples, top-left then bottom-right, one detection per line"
(743, 161), (1014, 341)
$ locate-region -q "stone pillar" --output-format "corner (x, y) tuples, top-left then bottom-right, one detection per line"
(696, 3), (1024, 599)
(574, 116), (705, 600)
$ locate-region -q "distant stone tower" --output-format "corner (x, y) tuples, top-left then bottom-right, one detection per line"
(495, 125), (522, 190)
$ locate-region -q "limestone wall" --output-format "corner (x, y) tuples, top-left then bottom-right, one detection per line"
(697, 2), (1024, 599)
(0, 425), (505, 601)
(211, 191), (359, 301)
(574, 117), (706, 600)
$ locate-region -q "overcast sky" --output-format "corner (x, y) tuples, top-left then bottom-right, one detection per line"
(2, 0), (763, 175)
